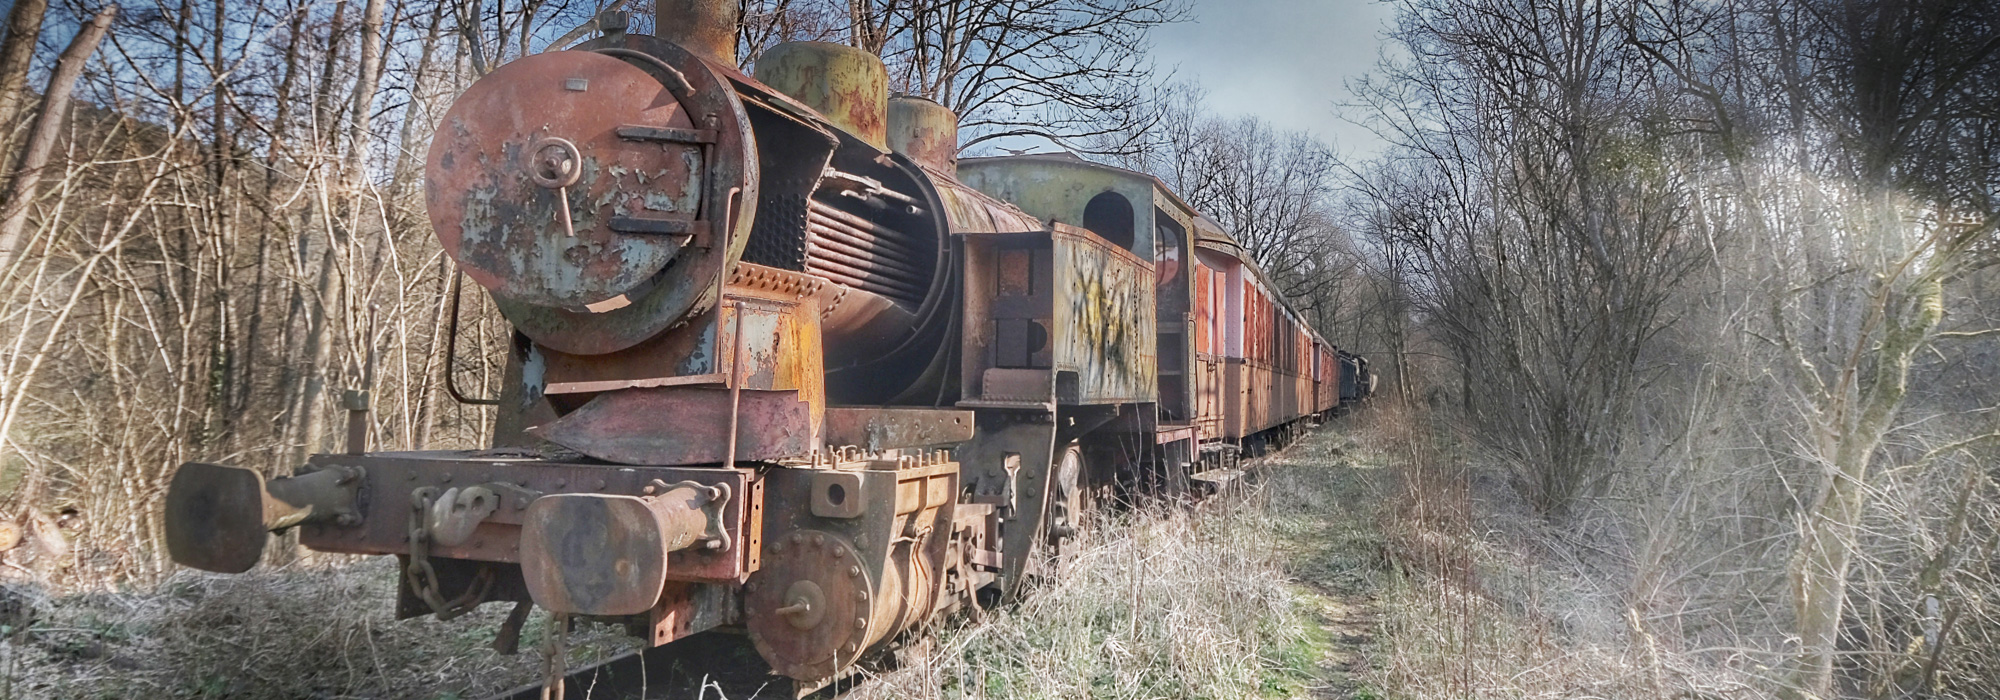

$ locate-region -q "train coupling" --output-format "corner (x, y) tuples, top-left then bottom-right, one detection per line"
(163, 462), (364, 573)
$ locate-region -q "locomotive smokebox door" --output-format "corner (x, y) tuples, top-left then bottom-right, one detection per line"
(426, 39), (760, 356)
(430, 50), (701, 312)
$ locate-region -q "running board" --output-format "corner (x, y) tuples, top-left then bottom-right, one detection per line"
(1189, 468), (1245, 485)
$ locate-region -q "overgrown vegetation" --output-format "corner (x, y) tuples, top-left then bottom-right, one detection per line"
(856, 424), (1390, 700)
(1365, 400), (1783, 698)
(6, 0), (1999, 697)
(0, 558), (636, 699)
(1329, 0), (2000, 697)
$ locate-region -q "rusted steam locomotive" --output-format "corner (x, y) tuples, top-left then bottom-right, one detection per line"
(161, 1), (1374, 690)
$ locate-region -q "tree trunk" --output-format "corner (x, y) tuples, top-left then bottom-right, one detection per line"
(1782, 250), (1944, 699)
(0, 5), (116, 275)
(294, 0), (387, 464)
(280, 0), (351, 460)
(387, 5), (447, 209)
(0, 0), (48, 136)
(209, 0), (239, 444)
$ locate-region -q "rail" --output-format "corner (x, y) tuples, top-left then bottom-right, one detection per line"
(478, 630), (871, 700)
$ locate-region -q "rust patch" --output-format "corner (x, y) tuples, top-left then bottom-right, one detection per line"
(529, 387), (817, 465)
(997, 248), (1032, 296)
(439, 34), (762, 357)
(887, 96), (958, 173)
(821, 407), (975, 451)
(745, 529), (871, 681)
(428, 51), (700, 312)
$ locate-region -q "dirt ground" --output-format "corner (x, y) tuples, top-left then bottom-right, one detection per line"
(1252, 421), (1390, 700)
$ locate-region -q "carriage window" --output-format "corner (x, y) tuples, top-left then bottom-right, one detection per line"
(1082, 191), (1135, 251)
(1153, 212), (1184, 287)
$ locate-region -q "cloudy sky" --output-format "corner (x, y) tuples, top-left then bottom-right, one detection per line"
(1149, 0), (1399, 158)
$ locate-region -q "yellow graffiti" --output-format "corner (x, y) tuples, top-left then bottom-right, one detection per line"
(1062, 239), (1155, 399)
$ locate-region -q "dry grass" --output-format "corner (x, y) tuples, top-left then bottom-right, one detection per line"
(853, 423), (1389, 700)
(1363, 401), (1777, 700)
(0, 557), (635, 699)
(847, 506), (1312, 700)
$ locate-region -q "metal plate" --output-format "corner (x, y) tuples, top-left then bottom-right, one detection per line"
(954, 414), (1058, 596)
(821, 407), (975, 451)
(164, 462), (269, 573)
(528, 387), (815, 465)
(519, 494), (669, 616)
(429, 50), (699, 311)
(296, 453), (755, 583)
(745, 529), (872, 681)
(1051, 224), (1157, 404)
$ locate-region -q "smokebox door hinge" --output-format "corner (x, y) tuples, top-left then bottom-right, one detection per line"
(616, 125), (718, 145)
(608, 215), (713, 249)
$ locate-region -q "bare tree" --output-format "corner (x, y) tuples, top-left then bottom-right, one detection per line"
(1352, 0), (1707, 516)
(1347, 0), (2000, 695)
(1110, 86), (1356, 305)
(0, 5), (116, 276)
(736, 0), (1186, 153)
(0, 0), (596, 584)
(0, 0), (50, 136)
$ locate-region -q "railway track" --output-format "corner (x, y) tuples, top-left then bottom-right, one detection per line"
(480, 630), (867, 700)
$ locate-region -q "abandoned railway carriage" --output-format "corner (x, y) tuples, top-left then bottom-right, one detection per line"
(160, 2), (1372, 691)
(954, 154), (1352, 466)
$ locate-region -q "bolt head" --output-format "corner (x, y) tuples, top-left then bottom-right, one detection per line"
(848, 565), (859, 577)
(812, 534), (824, 547)
(853, 617), (867, 629)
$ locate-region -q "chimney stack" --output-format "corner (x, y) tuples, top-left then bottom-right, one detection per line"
(656, 0), (739, 67)
(887, 95), (958, 173)
(753, 42), (889, 150)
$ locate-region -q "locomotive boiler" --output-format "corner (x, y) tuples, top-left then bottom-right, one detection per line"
(160, 0), (1372, 691)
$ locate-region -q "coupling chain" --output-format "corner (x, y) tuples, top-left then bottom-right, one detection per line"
(407, 487), (494, 621)
(541, 611), (571, 700)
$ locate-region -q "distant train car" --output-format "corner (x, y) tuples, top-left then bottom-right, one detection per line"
(161, 4), (1373, 693)
(957, 153), (1356, 472)
(1338, 349), (1376, 408)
